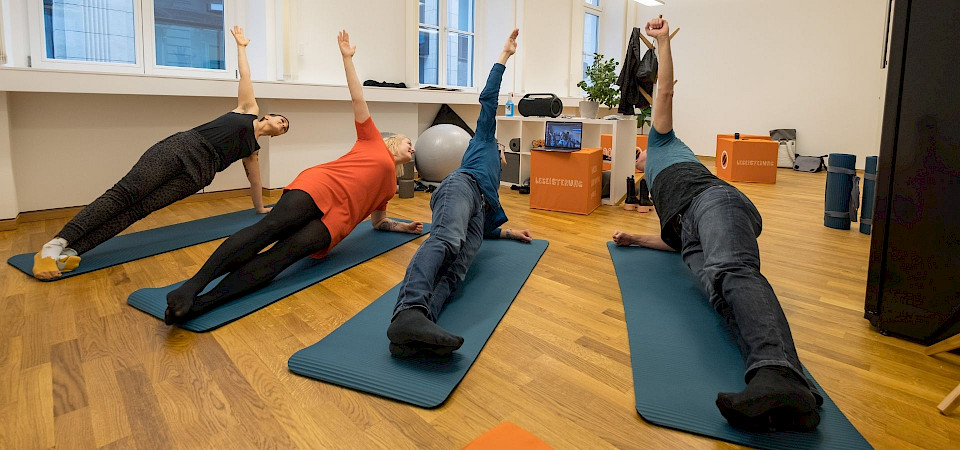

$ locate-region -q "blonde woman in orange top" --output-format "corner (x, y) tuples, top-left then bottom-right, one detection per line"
(164, 30), (421, 325)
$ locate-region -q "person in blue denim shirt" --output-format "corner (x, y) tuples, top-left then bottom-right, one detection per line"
(387, 29), (532, 358)
(612, 17), (822, 432)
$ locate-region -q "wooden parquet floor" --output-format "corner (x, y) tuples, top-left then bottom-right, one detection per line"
(2, 163), (959, 449)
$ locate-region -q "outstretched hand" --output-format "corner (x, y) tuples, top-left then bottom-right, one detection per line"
(503, 28), (519, 55)
(645, 16), (669, 39)
(612, 230), (634, 247)
(403, 221), (424, 234)
(338, 30), (356, 57)
(231, 26), (250, 47)
(507, 229), (533, 243)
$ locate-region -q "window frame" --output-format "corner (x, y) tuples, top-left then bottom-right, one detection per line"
(27, 0), (236, 79)
(582, 0), (601, 81)
(418, 0), (476, 89)
(28, 0), (145, 73)
(141, 0), (234, 79)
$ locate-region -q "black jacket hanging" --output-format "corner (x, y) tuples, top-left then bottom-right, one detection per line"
(617, 27), (658, 115)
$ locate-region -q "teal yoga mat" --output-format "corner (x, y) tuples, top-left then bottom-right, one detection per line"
(127, 221), (430, 332)
(824, 153), (859, 230)
(288, 238), (548, 408)
(8, 207), (271, 281)
(859, 156), (878, 235)
(607, 243), (871, 449)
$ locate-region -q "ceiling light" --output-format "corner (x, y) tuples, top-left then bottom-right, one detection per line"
(634, 0), (664, 6)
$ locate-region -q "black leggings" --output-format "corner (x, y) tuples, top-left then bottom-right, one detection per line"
(177, 189), (331, 313)
(58, 132), (213, 254)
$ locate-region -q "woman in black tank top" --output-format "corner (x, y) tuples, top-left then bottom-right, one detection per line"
(32, 26), (290, 280)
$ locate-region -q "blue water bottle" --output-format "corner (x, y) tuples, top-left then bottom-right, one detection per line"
(505, 93), (515, 117)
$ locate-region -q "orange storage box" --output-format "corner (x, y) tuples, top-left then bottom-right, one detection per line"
(716, 137), (779, 183)
(530, 147), (602, 214)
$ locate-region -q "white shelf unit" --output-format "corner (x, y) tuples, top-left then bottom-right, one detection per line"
(495, 116), (637, 205)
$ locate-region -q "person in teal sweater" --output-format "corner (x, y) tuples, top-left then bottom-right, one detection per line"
(614, 17), (822, 432)
(387, 29), (532, 358)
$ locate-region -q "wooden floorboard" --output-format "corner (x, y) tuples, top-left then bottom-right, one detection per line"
(2, 165), (960, 449)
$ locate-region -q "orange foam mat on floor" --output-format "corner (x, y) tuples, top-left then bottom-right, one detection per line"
(462, 422), (553, 450)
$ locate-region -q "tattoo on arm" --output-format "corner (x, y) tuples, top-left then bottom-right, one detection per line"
(376, 220), (394, 231)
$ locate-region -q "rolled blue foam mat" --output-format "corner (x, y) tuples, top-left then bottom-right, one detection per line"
(287, 239), (548, 408)
(607, 243), (871, 449)
(824, 153), (858, 230)
(127, 221), (430, 332)
(8, 206), (272, 281)
(859, 156), (878, 234)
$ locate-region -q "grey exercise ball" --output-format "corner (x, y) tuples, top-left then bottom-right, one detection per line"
(415, 124), (471, 182)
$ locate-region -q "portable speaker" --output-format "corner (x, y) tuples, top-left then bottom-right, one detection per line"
(509, 138), (520, 152)
(517, 93), (563, 118)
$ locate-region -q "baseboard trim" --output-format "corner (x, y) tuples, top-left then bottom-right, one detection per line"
(3, 187), (284, 229)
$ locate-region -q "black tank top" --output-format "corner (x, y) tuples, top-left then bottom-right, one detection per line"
(192, 112), (261, 171)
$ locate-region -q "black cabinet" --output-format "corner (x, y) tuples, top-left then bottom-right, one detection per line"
(865, 0), (960, 344)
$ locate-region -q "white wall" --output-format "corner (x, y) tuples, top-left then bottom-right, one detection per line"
(8, 93), (252, 212)
(2, 0), (29, 67)
(288, 0), (407, 85)
(637, 0), (887, 168)
(479, 0), (518, 94)
(0, 92), (17, 219)
(521, 0), (574, 96)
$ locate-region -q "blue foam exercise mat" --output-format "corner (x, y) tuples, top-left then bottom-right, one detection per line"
(859, 156), (878, 235)
(825, 153), (858, 230)
(607, 243), (871, 449)
(287, 238), (548, 408)
(8, 206), (272, 281)
(127, 221), (431, 332)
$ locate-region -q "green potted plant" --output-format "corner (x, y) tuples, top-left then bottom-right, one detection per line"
(577, 53), (620, 119)
(636, 106), (652, 134)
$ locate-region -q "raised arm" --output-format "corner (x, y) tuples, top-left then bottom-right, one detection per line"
(646, 17), (672, 133)
(231, 26), (259, 115)
(475, 29), (519, 140)
(338, 30), (371, 124)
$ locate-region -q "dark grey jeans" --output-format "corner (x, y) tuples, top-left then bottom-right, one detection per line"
(680, 185), (817, 393)
(393, 172), (485, 321)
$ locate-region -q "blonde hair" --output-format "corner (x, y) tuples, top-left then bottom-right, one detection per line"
(383, 134), (410, 177)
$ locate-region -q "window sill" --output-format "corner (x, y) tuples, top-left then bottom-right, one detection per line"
(0, 67), (584, 107)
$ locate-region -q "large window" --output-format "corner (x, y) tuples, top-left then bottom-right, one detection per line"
(32, 0), (230, 76)
(153, 0), (225, 70)
(42, 0), (137, 64)
(419, 0), (475, 88)
(583, 1), (601, 83)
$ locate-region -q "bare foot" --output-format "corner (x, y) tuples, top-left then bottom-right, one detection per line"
(612, 230), (641, 247)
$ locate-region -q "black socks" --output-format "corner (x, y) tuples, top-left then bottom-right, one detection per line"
(716, 366), (821, 432)
(387, 309), (464, 358)
(164, 282), (202, 325)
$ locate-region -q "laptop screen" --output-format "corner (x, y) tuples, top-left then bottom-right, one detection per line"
(544, 121), (583, 151)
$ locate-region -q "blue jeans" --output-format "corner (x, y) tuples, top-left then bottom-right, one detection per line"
(680, 185), (816, 391)
(393, 172), (485, 321)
